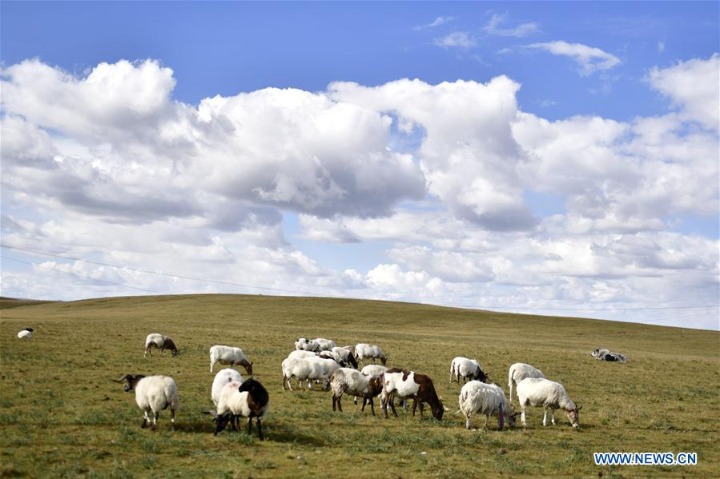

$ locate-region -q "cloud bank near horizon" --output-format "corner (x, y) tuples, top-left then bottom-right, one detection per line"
(1, 55), (718, 330)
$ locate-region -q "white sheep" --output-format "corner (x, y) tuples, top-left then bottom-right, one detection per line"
(449, 357), (488, 383)
(144, 333), (178, 357)
(330, 368), (384, 415)
(211, 368), (244, 407)
(281, 356), (331, 391)
(516, 377), (581, 429)
(458, 380), (514, 430)
(295, 337), (320, 352)
(116, 374), (179, 430)
(17, 328), (33, 339)
(209, 345), (253, 375)
(360, 364), (388, 378)
(354, 343), (387, 365)
(314, 338), (337, 351)
(508, 362), (546, 403)
(211, 378), (270, 439)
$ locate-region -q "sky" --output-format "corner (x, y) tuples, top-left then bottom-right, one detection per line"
(1, 1), (718, 331)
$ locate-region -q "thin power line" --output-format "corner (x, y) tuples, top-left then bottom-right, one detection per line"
(0, 243), (323, 297)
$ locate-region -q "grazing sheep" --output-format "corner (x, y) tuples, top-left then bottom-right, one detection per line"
(354, 343), (387, 365)
(361, 364), (388, 378)
(516, 377), (581, 429)
(592, 348), (627, 362)
(459, 381), (515, 430)
(330, 368), (384, 415)
(313, 338), (337, 351)
(211, 378), (270, 439)
(281, 356), (333, 391)
(355, 364), (388, 405)
(381, 368), (444, 420)
(211, 368), (244, 407)
(144, 333), (178, 358)
(17, 328), (33, 339)
(209, 345), (253, 375)
(295, 337), (320, 352)
(116, 374), (179, 430)
(450, 357), (488, 383)
(321, 347), (359, 368)
(508, 362), (546, 403)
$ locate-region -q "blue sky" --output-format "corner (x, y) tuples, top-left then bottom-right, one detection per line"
(1, 1), (718, 330)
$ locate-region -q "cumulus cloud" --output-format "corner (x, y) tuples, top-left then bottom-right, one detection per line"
(329, 76), (536, 231)
(1, 56), (717, 330)
(528, 41), (621, 76)
(647, 53), (719, 129)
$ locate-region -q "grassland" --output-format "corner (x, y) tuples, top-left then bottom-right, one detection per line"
(0, 294), (718, 478)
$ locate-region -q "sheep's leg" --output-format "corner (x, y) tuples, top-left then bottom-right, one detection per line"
(246, 416), (253, 436)
(256, 417), (264, 440)
(151, 412), (159, 431)
(210, 361), (214, 373)
(542, 408), (549, 426)
(465, 413), (472, 430)
(141, 411), (150, 428)
(509, 382), (513, 403)
(550, 409), (556, 425)
(368, 397), (376, 416)
(520, 406), (527, 427)
(170, 407), (176, 429)
(485, 414), (490, 428)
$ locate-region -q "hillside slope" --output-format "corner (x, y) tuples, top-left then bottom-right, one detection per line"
(1, 294), (717, 478)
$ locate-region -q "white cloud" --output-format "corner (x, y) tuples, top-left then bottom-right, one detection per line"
(1, 57), (718, 330)
(329, 76), (535, 231)
(415, 16), (454, 30)
(433, 32), (476, 49)
(529, 41), (621, 76)
(484, 13), (539, 38)
(647, 53), (719, 129)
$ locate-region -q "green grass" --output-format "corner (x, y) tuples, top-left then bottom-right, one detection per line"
(0, 294), (717, 478)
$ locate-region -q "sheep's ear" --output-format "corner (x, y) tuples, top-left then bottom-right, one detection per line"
(577, 405), (583, 411)
(204, 410), (218, 418)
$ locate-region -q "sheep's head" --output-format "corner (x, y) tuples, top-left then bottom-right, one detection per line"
(212, 412), (233, 435)
(114, 374), (144, 392)
(567, 405), (582, 429)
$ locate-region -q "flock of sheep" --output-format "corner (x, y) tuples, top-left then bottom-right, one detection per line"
(15, 326), (630, 436)
(101, 332), (596, 437)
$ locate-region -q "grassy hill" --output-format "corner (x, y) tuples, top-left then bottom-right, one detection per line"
(1, 294), (717, 478)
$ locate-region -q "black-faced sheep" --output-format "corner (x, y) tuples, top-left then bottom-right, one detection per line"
(211, 378), (269, 439)
(17, 328), (33, 339)
(450, 356), (488, 383)
(144, 333), (178, 357)
(116, 374), (179, 430)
